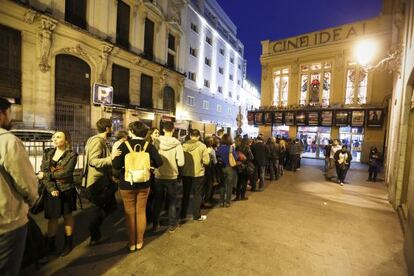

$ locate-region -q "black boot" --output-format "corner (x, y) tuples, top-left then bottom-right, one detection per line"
(39, 236), (56, 264)
(60, 235), (73, 257)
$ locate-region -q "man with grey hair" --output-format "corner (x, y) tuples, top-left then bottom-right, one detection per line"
(0, 97), (38, 275)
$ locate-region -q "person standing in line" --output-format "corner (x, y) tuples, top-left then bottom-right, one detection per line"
(152, 121), (184, 233)
(82, 118), (120, 246)
(267, 137), (280, 180)
(38, 131), (78, 259)
(250, 136), (268, 191)
(278, 138), (286, 176)
(326, 139), (342, 181)
(235, 137), (253, 200)
(203, 136), (217, 208)
(0, 97), (38, 276)
(334, 145), (352, 186)
(180, 129), (210, 221)
(324, 140), (333, 173)
(368, 146), (382, 182)
(216, 134), (238, 207)
(112, 121), (163, 252)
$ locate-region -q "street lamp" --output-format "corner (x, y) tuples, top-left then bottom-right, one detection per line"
(355, 39), (402, 74)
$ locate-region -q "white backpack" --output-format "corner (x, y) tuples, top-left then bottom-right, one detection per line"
(124, 141), (151, 184)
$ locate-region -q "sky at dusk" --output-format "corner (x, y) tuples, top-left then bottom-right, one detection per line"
(216, 0), (383, 88)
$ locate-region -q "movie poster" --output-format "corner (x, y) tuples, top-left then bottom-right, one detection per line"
(335, 110), (350, 126)
(285, 112), (295, 126)
(264, 112), (273, 125)
(307, 111), (319, 126)
(321, 111), (333, 126)
(351, 110), (365, 127)
(295, 111), (306, 126)
(247, 111), (254, 125)
(367, 109), (383, 127)
(274, 112), (284, 126)
(254, 112), (264, 125)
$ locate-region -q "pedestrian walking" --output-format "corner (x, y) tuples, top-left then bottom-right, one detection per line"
(326, 139), (342, 181)
(216, 134), (238, 207)
(368, 146), (382, 182)
(112, 121), (163, 252)
(37, 130), (78, 259)
(0, 97), (38, 276)
(180, 129), (210, 221)
(334, 145), (352, 186)
(82, 118), (120, 246)
(152, 121), (184, 233)
(324, 140), (333, 172)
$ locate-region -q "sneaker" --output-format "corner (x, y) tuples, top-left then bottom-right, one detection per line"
(241, 197), (249, 201)
(340, 182), (344, 186)
(168, 225), (179, 233)
(195, 215), (207, 221)
(225, 203), (231, 208)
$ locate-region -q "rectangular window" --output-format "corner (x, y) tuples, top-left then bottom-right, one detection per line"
(218, 86), (223, 93)
(186, 96), (195, 106)
(229, 74), (233, 81)
(358, 70), (368, 104)
(203, 100), (209, 110)
(237, 95), (240, 101)
(112, 64), (130, 105)
(205, 57), (211, 66)
(237, 80), (241, 85)
(228, 107), (232, 114)
(140, 74), (153, 108)
(188, 72), (196, 81)
(229, 91), (232, 98)
(230, 57), (234, 64)
(167, 34), (176, 69)
(204, 79), (210, 88)
(300, 74), (308, 105)
(168, 34), (175, 51)
(116, 0), (130, 49)
(299, 62), (331, 107)
(238, 64), (241, 70)
(167, 53), (175, 69)
(273, 68), (289, 107)
(345, 68), (355, 104)
(0, 25), (21, 101)
(144, 18), (155, 60)
(218, 67), (224, 74)
(189, 47), (197, 57)
(65, 0), (87, 29)
(217, 104), (222, 112)
(219, 48), (225, 55)
(206, 36), (212, 45)
(190, 22), (198, 33)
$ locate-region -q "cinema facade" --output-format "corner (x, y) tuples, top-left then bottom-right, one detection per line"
(257, 9), (394, 163)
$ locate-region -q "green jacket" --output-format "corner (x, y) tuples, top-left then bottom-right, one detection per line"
(40, 148), (77, 193)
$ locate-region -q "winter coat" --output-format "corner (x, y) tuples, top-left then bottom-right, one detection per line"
(251, 141), (268, 166)
(40, 148), (77, 193)
(0, 129), (38, 235)
(216, 145), (238, 168)
(154, 136), (184, 180)
(182, 140), (210, 177)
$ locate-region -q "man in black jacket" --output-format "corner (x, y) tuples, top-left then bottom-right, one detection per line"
(251, 137), (268, 191)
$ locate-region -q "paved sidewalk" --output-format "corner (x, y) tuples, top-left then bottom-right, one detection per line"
(24, 159), (407, 275)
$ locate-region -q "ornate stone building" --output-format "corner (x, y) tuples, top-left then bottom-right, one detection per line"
(259, 3), (394, 162)
(0, 0), (186, 142)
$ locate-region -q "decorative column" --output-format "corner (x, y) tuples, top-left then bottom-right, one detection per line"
(38, 16), (57, 73)
(98, 43), (114, 84)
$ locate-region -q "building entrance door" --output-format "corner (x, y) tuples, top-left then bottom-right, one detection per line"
(339, 127), (364, 162)
(297, 126), (331, 159)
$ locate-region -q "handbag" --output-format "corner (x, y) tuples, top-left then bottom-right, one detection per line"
(30, 181), (46, 215)
(86, 175), (117, 214)
(229, 146), (237, 167)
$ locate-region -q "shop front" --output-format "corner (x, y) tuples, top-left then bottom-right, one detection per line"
(297, 126), (331, 159)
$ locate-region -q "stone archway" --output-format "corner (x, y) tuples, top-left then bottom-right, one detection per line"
(54, 54), (92, 143)
(163, 86), (176, 114)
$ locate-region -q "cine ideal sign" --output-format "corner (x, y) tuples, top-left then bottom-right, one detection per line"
(92, 83), (113, 105)
(270, 22), (367, 54)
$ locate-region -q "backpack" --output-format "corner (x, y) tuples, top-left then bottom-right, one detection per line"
(124, 141), (151, 184)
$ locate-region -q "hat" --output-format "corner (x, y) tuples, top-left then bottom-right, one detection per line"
(0, 97), (12, 111)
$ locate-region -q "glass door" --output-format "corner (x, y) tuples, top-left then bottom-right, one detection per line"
(339, 127), (364, 162)
(297, 126), (331, 159)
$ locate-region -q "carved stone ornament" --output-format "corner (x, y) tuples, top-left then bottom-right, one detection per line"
(61, 44), (93, 64)
(98, 44), (114, 83)
(159, 70), (169, 99)
(24, 9), (37, 24)
(262, 65), (268, 81)
(134, 56), (149, 67)
(39, 16), (57, 73)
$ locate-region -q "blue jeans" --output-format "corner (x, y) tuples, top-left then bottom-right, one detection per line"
(253, 165), (266, 190)
(221, 167), (237, 204)
(153, 179), (178, 227)
(0, 224), (28, 276)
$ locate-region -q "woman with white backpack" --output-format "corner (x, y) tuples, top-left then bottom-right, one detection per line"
(112, 121), (163, 253)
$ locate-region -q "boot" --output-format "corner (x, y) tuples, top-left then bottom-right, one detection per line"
(60, 235), (73, 257)
(39, 236), (56, 264)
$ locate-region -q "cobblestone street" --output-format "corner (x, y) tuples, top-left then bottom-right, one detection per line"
(24, 159), (407, 276)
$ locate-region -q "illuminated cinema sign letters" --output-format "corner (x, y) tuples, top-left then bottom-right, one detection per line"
(272, 23), (366, 53)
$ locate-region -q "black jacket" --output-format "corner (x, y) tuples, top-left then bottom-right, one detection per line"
(112, 138), (163, 190)
(251, 142), (268, 166)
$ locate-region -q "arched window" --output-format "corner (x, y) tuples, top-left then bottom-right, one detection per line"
(299, 62), (331, 107)
(273, 68), (289, 107)
(345, 62), (367, 105)
(163, 86), (176, 114)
